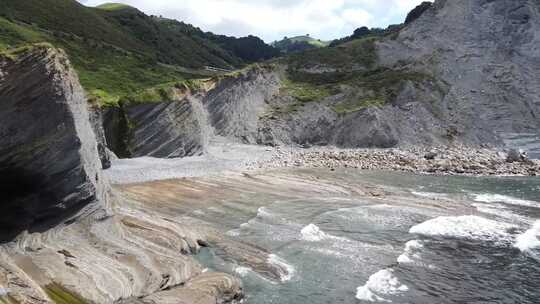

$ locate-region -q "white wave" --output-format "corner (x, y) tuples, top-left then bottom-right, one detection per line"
(257, 207), (274, 218)
(514, 221), (540, 252)
(192, 209), (206, 216)
(267, 254), (295, 282)
(300, 224), (330, 242)
(311, 248), (346, 258)
(397, 240), (437, 269)
(411, 191), (448, 200)
(234, 266), (253, 277)
(226, 229), (241, 237)
(397, 240), (423, 265)
(409, 215), (517, 243)
(474, 194), (539, 208)
(356, 269), (408, 303)
(208, 207), (225, 213)
(0, 288), (8, 296)
(472, 203), (531, 224)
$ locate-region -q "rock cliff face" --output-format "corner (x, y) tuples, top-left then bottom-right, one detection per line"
(378, 0), (540, 144)
(104, 0), (535, 152)
(104, 96), (210, 158)
(104, 0), (540, 155)
(0, 46), (110, 241)
(0, 47), (243, 304)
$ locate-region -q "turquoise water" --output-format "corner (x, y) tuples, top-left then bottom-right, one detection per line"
(193, 169), (540, 304)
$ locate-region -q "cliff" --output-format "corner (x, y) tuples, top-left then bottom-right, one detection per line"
(107, 0), (539, 152)
(0, 45), (110, 241)
(378, 0), (540, 143)
(0, 46), (244, 304)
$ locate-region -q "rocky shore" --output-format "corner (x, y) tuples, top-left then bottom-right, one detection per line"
(248, 146), (540, 176)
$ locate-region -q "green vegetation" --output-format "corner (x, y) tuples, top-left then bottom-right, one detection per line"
(44, 283), (88, 304)
(280, 77), (332, 103)
(283, 32), (437, 114)
(288, 37), (378, 71)
(269, 76), (334, 114)
(96, 3), (133, 11)
(272, 35), (330, 54)
(119, 79), (206, 106)
(329, 24), (403, 47)
(0, 0), (279, 106)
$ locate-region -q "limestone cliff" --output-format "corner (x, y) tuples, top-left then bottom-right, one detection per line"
(0, 46), (244, 304)
(0, 46), (110, 241)
(109, 0), (539, 152)
(103, 95), (210, 159)
(378, 0), (540, 144)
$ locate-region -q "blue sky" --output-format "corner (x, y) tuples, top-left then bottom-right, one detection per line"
(79, 0), (430, 42)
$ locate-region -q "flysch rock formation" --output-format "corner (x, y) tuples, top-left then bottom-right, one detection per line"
(0, 46), (111, 242)
(0, 47), (246, 304)
(104, 95), (210, 159)
(100, 0), (539, 158)
(378, 0), (540, 144)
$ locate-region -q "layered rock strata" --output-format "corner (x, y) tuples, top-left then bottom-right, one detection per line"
(0, 47), (243, 304)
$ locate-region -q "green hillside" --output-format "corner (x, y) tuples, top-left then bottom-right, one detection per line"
(96, 2), (134, 10)
(0, 0), (279, 106)
(272, 35), (330, 54)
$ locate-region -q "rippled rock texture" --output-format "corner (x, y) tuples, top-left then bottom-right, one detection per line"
(0, 47), (242, 304)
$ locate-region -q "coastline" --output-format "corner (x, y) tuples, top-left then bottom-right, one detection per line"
(107, 143), (540, 185)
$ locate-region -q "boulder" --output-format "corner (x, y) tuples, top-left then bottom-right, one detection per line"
(506, 149), (529, 163)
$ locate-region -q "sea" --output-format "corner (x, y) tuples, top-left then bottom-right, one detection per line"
(191, 169), (539, 304)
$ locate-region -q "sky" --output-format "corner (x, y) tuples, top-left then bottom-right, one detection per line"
(79, 0), (430, 42)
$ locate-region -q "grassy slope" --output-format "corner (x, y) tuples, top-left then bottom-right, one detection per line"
(0, 0), (271, 106)
(282, 36), (436, 114)
(273, 35), (330, 52)
(272, 36), (329, 55)
(288, 36), (330, 47)
(96, 3), (134, 10)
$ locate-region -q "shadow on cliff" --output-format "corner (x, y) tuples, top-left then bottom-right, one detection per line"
(0, 167), (93, 243)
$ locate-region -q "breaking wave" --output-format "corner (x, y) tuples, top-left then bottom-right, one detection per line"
(409, 215), (517, 243)
(356, 269), (409, 302)
(514, 221), (540, 253)
(300, 224), (330, 242)
(474, 194), (539, 208)
(267, 254), (295, 282)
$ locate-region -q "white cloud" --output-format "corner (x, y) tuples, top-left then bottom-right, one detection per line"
(81, 0), (430, 42)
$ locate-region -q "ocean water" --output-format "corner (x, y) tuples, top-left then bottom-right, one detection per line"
(193, 169), (540, 304)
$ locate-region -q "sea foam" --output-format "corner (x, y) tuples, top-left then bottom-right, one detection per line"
(474, 194), (539, 208)
(514, 221), (540, 252)
(356, 269), (408, 302)
(409, 215), (517, 243)
(267, 254), (295, 282)
(411, 191), (449, 200)
(234, 266), (253, 277)
(300, 224), (330, 242)
(472, 203), (531, 224)
(397, 240), (423, 265)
